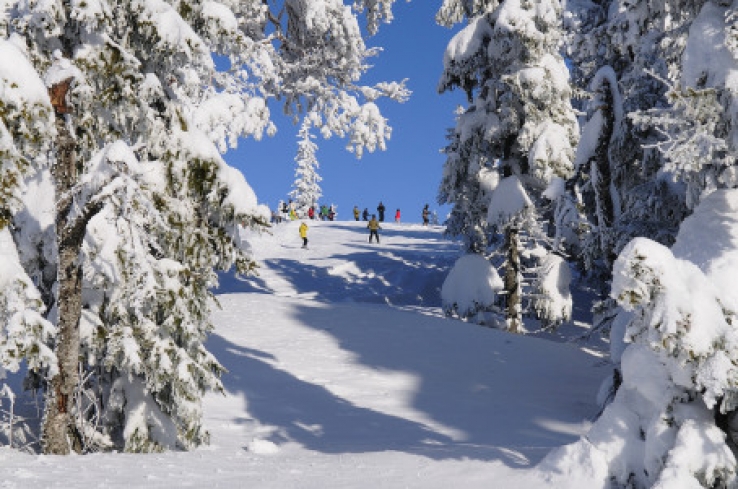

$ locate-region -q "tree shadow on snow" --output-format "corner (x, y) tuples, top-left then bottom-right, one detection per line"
(216, 248), (456, 308)
(207, 301), (603, 466)
(279, 302), (603, 466)
(207, 333), (470, 458)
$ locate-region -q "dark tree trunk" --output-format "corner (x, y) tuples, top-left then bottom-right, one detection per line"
(504, 225), (522, 333)
(591, 77), (617, 266)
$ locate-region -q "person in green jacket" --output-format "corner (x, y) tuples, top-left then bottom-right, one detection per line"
(367, 215), (381, 244)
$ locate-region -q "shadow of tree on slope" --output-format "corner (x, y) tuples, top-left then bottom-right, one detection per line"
(216, 247), (455, 307)
(208, 301), (602, 466)
(280, 303), (603, 466)
(207, 333), (469, 458)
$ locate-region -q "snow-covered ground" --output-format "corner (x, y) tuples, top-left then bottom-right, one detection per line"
(0, 220), (608, 487)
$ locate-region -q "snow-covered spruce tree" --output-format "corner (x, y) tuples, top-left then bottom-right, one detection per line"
(0, 41), (58, 424)
(289, 115), (322, 217)
(437, 112), (496, 254)
(578, 0), (738, 379)
(539, 189), (738, 488)
(558, 0), (695, 289)
(6, 4), (272, 452)
(485, 176), (572, 331)
(537, 5), (738, 485)
(2, 0), (406, 453)
(436, 0), (577, 332)
(556, 66), (622, 279)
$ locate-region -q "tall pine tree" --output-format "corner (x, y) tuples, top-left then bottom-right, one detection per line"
(437, 0), (578, 331)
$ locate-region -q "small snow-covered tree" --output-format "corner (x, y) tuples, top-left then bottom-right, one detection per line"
(289, 116), (322, 216)
(441, 252), (503, 326)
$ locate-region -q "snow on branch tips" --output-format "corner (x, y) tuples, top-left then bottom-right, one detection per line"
(486, 176), (532, 227)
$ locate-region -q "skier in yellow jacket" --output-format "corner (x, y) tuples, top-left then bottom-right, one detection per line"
(299, 221), (309, 248)
(367, 215), (381, 244)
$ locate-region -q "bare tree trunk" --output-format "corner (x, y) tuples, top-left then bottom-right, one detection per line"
(504, 225), (522, 333)
(42, 78), (84, 455)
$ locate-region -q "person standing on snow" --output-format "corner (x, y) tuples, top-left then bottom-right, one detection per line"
(299, 221), (309, 248)
(422, 204), (430, 226)
(395, 209), (401, 223)
(367, 214), (381, 244)
(377, 201), (386, 222)
(362, 208), (369, 221)
(353, 206), (360, 221)
(280, 200), (288, 221)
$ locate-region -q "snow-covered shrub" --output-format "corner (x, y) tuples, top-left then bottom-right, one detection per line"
(441, 253), (503, 326)
(539, 189), (738, 488)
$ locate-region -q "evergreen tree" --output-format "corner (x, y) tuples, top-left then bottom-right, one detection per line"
(543, 191), (738, 487)
(437, 0), (578, 331)
(289, 116), (322, 217)
(541, 3), (738, 485)
(559, 0), (694, 288)
(0, 40), (58, 403)
(0, 0), (406, 453)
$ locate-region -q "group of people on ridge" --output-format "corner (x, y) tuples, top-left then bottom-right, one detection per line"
(272, 200), (336, 224)
(351, 202), (430, 225)
(352, 201), (391, 223)
(295, 200), (433, 249)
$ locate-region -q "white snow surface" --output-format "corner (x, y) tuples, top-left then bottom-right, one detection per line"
(682, 3), (738, 91)
(443, 15), (492, 69)
(0, 40), (50, 108)
(0, 221), (606, 487)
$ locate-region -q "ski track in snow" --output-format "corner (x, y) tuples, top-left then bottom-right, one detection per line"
(0, 221), (608, 488)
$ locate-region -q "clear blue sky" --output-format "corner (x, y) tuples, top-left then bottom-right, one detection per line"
(224, 1), (465, 223)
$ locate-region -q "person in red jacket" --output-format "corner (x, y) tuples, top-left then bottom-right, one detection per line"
(308, 206), (315, 220)
(395, 209), (401, 223)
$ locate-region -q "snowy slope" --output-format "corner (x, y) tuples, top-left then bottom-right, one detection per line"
(0, 220), (607, 488)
